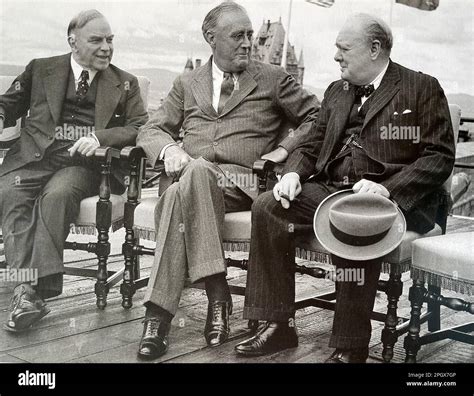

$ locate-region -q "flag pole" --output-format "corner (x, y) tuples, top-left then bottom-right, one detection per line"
(281, 0), (293, 69)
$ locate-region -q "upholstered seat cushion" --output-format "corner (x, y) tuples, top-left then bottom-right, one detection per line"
(411, 232), (474, 295)
(72, 194), (126, 234)
(134, 200), (254, 245)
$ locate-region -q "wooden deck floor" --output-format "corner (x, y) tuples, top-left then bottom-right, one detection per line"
(0, 216), (473, 364)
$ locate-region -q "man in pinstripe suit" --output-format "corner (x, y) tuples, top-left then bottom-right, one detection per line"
(135, 2), (319, 359)
(236, 13), (455, 362)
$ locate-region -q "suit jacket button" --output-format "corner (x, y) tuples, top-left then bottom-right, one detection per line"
(213, 142), (218, 146)
(35, 153), (41, 158)
(217, 119), (222, 123)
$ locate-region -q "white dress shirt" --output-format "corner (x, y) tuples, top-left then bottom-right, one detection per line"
(360, 60), (390, 109)
(70, 55), (98, 90)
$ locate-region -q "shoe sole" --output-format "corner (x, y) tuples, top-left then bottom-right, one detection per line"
(3, 306), (51, 333)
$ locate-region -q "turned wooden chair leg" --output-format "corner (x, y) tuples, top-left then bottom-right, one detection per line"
(120, 151), (142, 309)
(381, 269), (403, 363)
(95, 160), (113, 310)
(427, 284), (441, 332)
(404, 279), (425, 363)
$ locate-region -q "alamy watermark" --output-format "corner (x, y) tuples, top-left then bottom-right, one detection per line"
(0, 266), (38, 285)
(216, 170), (258, 192)
(380, 123), (420, 143)
(54, 124), (95, 141)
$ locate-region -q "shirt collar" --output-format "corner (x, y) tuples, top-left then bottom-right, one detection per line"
(370, 60), (390, 90)
(212, 58), (239, 82)
(212, 58), (224, 82)
(70, 54), (98, 84)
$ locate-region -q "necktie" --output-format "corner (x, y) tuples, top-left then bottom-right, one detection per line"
(76, 70), (90, 99)
(354, 84), (375, 99)
(218, 72), (234, 114)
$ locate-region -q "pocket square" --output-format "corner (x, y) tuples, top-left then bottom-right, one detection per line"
(393, 111), (399, 116)
(402, 109), (412, 114)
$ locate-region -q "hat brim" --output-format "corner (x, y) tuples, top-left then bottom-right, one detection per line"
(313, 190), (406, 261)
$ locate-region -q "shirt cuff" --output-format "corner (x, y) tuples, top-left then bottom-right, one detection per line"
(90, 132), (100, 145)
(159, 143), (179, 160)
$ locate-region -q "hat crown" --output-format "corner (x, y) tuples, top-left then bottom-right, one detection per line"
(329, 193), (398, 237)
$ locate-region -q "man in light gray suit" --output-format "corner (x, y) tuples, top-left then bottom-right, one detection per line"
(136, 1), (319, 359)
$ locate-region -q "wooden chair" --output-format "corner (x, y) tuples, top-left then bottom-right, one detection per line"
(404, 231), (474, 363)
(118, 104), (462, 362)
(0, 74), (150, 309)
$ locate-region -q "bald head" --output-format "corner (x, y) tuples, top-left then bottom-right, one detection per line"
(334, 13), (392, 85)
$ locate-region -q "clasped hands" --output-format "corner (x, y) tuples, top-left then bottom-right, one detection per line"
(273, 174), (390, 209)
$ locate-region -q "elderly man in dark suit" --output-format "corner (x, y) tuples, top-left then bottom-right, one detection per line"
(0, 9), (148, 332)
(136, 1), (319, 359)
(236, 13), (455, 362)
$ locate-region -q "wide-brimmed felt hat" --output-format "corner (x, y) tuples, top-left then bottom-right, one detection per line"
(313, 190), (406, 261)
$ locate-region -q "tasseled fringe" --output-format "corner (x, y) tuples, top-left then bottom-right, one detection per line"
(222, 241), (251, 252)
(381, 259), (412, 275)
(134, 227), (157, 242)
(70, 218), (124, 235)
(411, 268), (474, 296)
(295, 248), (331, 264)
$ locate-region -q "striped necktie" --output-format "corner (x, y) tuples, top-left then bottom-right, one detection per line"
(218, 72), (234, 114)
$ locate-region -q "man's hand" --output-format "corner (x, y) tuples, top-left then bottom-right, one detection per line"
(68, 136), (100, 157)
(353, 179), (390, 198)
(261, 146), (289, 163)
(273, 172), (302, 209)
(163, 145), (192, 178)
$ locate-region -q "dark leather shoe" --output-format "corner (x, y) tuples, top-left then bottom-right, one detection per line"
(137, 318), (170, 360)
(4, 284), (50, 332)
(235, 321), (298, 357)
(325, 347), (369, 363)
(204, 300), (232, 347)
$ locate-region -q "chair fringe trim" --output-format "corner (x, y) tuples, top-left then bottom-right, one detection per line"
(295, 248), (331, 264)
(411, 268), (473, 296)
(381, 259), (412, 275)
(134, 227), (156, 241)
(223, 241), (251, 252)
(70, 218), (124, 235)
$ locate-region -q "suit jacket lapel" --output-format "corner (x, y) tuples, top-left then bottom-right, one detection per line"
(363, 60), (400, 129)
(95, 67), (122, 130)
(44, 54), (70, 124)
(219, 62), (257, 117)
(191, 59), (218, 118)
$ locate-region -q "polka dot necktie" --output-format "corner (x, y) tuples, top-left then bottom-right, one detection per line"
(76, 70), (90, 99)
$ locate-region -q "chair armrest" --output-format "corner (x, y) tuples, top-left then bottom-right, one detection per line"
(454, 161), (474, 169)
(252, 159), (286, 194)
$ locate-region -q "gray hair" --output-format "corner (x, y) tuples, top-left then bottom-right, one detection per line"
(352, 13), (393, 54)
(201, 1), (248, 43)
(67, 9), (105, 37)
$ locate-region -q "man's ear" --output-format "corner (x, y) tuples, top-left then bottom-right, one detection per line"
(205, 30), (216, 48)
(370, 39), (382, 60)
(68, 34), (77, 52)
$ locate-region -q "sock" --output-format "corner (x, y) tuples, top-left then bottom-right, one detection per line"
(205, 273), (231, 302)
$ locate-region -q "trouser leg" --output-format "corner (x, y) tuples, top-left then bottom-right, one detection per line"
(144, 157), (252, 316)
(329, 255), (382, 349)
(243, 181), (337, 322)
